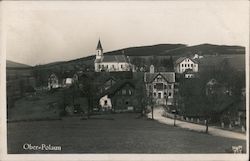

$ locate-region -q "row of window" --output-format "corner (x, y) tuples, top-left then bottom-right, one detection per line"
(99, 64), (124, 69)
(149, 84), (172, 89)
(152, 92), (172, 97)
(181, 64), (196, 68)
(117, 89), (133, 95)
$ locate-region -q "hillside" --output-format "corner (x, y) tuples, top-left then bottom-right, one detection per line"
(105, 44), (187, 56)
(160, 44), (245, 56)
(16, 43), (245, 71)
(6, 60), (31, 68)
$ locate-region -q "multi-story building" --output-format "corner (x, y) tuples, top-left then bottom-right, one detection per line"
(144, 65), (175, 105)
(174, 57), (198, 74)
(94, 39), (132, 72)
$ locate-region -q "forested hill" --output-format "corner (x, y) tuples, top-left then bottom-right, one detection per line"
(159, 44), (245, 56)
(105, 44), (187, 56)
(6, 60), (31, 68)
(10, 43), (244, 69)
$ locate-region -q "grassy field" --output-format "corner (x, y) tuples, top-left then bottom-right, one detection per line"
(7, 113), (246, 154)
(7, 89), (89, 121)
(8, 91), (62, 121)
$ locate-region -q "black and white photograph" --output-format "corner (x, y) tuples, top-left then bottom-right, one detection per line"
(0, 0), (249, 160)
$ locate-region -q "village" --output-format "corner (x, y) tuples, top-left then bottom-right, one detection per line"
(6, 40), (246, 153)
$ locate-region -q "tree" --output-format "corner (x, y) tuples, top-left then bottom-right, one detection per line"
(79, 75), (98, 118)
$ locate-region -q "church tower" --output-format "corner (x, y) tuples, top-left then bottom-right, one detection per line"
(96, 39), (103, 60)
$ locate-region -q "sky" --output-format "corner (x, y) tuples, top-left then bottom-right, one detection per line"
(2, 1), (249, 66)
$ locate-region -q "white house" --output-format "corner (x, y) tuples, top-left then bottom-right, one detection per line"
(174, 57), (199, 74)
(94, 39), (132, 72)
(48, 73), (59, 90)
(193, 54), (203, 59)
(99, 95), (112, 111)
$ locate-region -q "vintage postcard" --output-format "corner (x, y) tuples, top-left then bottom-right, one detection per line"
(0, 0), (249, 161)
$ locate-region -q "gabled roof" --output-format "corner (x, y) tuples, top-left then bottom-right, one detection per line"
(96, 39), (103, 50)
(98, 79), (135, 98)
(144, 72), (175, 83)
(175, 57), (198, 65)
(102, 55), (129, 63)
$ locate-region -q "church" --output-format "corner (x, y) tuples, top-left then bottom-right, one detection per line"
(94, 39), (132, 72)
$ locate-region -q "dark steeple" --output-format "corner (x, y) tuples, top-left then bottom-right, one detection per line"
(96, 39), (103, 51)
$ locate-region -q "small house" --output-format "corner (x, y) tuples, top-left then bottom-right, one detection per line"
(48, 73), (59, 90)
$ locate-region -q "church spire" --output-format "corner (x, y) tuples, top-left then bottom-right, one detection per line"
(96, 38), (103, 60)
(96, 39), (103, 51)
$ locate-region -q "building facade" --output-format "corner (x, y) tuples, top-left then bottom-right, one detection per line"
(175, 57), (198, 74)
(144, 70), (175, 105)
(94, 39), (132, 72)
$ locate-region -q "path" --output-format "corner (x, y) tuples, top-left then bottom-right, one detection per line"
(147, 106), (246, 140)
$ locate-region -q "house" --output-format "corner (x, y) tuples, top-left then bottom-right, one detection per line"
(205, 78), (231, 96)
(98, 80), (141, 112)
(94, 39), (132, 72)
(144, 67), (175, 105)
(174, 57), (198, 74)
(48, 73), (59, 90)
(99, 77), (117, 93)
(183, 69), (197, 78)
(192, 54), (203, 59)
(99, 95), (112, 111)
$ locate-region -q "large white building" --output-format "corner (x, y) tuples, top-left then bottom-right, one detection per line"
(94, 40), (132, 72)
(174, 57), (199, 74)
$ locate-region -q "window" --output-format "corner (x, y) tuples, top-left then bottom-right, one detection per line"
(188, 59), (189, 62)
(168, 85), (172, 89)
(191, 64), (193, 67)
(153, 92), (156, 97)
(154, 84), (156, 89)
(185, 64), (186, 67)
(112, 65), (115, 68)
(164, 92), (167, 96)
(104, 100), (108, 105)
(169, 92), (172, 97)
(125, 101), (129, 105)
(121, 65), (123, 69)
(122, 89), (126, 95)
(188, 64), (189, 67)
(194, 64), (196, 67)
(182, 64), (184, 67)
(99, 65), (101, 69)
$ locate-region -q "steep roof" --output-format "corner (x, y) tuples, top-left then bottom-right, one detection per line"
(144, 72), (175, 83)
(175, 57), (198, 65)
(102, 55), (129, 63)
(98, 79), (135, 98)
(96, 39), (103, 50)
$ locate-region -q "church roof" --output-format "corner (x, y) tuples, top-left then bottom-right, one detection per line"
(102, 55), (128, 63)
(96, 39), (103, 50)
(144, 72), (175, 83)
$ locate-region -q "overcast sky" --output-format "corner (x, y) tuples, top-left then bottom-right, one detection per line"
(3, 1), (249, 66)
